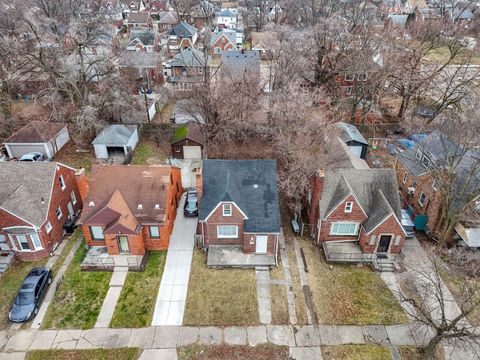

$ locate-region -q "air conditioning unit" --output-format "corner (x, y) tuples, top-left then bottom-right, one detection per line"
(407, 187), (416, 195)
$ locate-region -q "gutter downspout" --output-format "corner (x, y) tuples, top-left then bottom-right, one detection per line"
(201, 221), (205, 248)
(275, 234), (279, 266)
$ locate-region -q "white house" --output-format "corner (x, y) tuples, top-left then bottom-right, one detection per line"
(92, 125), (139, 160)
(215, 9), (236, 29)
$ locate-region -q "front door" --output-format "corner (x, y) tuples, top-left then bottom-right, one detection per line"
(117, 236), (130, 254)
(256, 235), (268, 254)
(377, 235), (392, 253)
(67, 202), (75, 219)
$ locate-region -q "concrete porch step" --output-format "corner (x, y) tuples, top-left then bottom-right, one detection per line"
(373, 260), (396, 272)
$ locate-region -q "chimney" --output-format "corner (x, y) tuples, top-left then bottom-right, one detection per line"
(308, 168), (325, 231)
(75, 168), (89, 202)
(196, 167), (203, 203)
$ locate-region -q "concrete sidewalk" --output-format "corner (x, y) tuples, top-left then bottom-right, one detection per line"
(152, 195), (197, 326)
(94, 267), (128, 328)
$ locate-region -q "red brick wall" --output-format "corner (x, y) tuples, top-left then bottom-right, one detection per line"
(210, 36), (234, 56)
(203, 202), (245, 246)
(243, 233), (277, 255)
(307, 172), (324, 242)
(319, 194), (367, 242)
(104, 232), (146, 255)
(358, 214), (405, 254)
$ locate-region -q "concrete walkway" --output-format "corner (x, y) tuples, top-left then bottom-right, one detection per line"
(255, 268), (272, 324)
(294, 240), (315, 324)
(279, 230), (297, 325)
(152, 195), (197, 326)
(94, 267), (128, 328)
(32, 235), (83, 329)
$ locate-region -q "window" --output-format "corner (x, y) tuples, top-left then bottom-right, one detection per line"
(344, 202), (353, 213)
(175, 146), (181, 153)
(31, 233), (42, 249)
(17, 235), (30, 251)
(394, 235), (402, 246)
(330, 222), (359, 235)
(345, 86), (353, 96)
(422, 155), (431, 169)
(55, 207), (63, 219)
(217, 225), (238, 238)
(45, 222), (52, 234)
(71, 191), (77, 205)
(416, 149), (422, 160)
(369, 235), (377, 245)
(307, 190), (312, 205)
(419, 192), (427, 206)
(357, 73), (367, 81)
(149, 226), (160, 239)
(214, 47), (221, 54)
(58, 175), (66, 190)
(90, 226), (104, 240)
(223, 203), (232, 216)
(345, 73), (354, 81)
(432, 179), (438, 191)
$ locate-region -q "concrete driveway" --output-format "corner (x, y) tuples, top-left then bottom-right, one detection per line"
(152, 195), (197, 325)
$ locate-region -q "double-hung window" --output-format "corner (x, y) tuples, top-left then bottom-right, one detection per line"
(71, 191), (77, 205)
(30, 233), (42, 249)
(330, 222), (359, 236)
(344, 202), (353, 213)
(223, 203), (232, 216)
(58, 175), (66, 190)
(56, 207), (63, 219)
(90, 226), (104, 240)
(217, 225), (238, 238)
(17, 235), (30, 250)
(403, 172), (408, 184)
(149, 226), (160, 239)
(419, 193), (427, 207)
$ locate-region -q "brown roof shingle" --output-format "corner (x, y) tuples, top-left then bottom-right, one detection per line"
(4, 121), (67, 144)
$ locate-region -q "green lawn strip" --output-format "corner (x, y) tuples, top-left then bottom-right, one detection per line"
(131, 140), (167, 165)
(301, 239), (407, 325)
(0, 258), (47, 330)
(184, 250), (259, 326)
(178, 344), (289, 360)
(26, 348), (142, 360)
(51, 229), (81, 276)
(110, 251), (167, 328)
(321, 345), (391, 360)
(41, 242), (112, 329)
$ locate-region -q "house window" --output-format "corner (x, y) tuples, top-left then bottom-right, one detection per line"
(58, 175), (66, 190)
(422, 155), (431, 169)
(345, 86), (353, 96)
(357, 73), (367, 81)
(17, 235), (30, 251)
(56, 207), (63, 219)
(416, 149), (422, 160)
(330, 222), (359, 236)
(394, 235), (402, 246)
(149, 226), (160, 239)
(71, 191), (77, 205)
(223, 203), (232, 216)
(90, 226), (104, 240)
(403, 172), (408, 184)
(217, 225), (238, 238)
(31, 233), (42, 249)
(175, 146), (181, 153)
(307, 190), (312, 205)
(214, 47), (221, 54)
(419, 192), (427, 206)
(432, 179), (437, 191)
(345, 73), (354, 81)
(369, 235), (376, 245)
(344, 202), (353, 213)
(45, 222), (52, 234)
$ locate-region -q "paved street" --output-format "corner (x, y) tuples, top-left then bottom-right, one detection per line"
(152, 195), (197, 326)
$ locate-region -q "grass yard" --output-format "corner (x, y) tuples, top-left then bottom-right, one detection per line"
(131, 139), (168, 165)
(51, 229), (81, 276)
(41, 242), (112, 329)
(270, 259), (289, 325)
(26, 348), (141, 360)
(178, 344), (288, 360)
(398, 346), (445, 360)
(285, 241), (310, 325)
(54, 141), (95, 175)
(0, 258), (47, 330)
(300, 238), (407, 325)
(321, 345), (391, 360)
(424, 46), (480, 65)
(110, 251), (167, 328)
(184, 250), (259, 326)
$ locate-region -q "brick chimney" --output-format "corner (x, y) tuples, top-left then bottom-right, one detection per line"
(308, 168), (325, 229)
(75, 168), (89, 202)
(196, 167), (202, 203)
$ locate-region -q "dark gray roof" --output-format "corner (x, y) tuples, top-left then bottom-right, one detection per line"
(199, 160), (281, 233)
(221, 50), (260, 79)
(319, 169), (402, 233)
(129, 29), (156, 46)
(169, 47), (208, 67)
(0, 162), (60, 227)
(92, 125), (137, 146)
(167, 21), (197, 38)
(335, 122), (369, 146)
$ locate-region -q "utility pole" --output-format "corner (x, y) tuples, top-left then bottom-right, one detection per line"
(143, 68), (151, 123)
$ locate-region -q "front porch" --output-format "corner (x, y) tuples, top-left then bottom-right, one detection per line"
(80, 246), (146, 271)
(322, 241), (403, 265)
(207, 245), (276, 268)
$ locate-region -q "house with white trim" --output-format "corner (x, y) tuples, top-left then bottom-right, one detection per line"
(0, 162), (84, 260)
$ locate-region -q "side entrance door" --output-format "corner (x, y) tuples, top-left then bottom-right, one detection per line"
(67, 202), (75, 219)
(117, 236), (130, 254)
(256, 235), (268, 254)
(377, 235), (392, 253)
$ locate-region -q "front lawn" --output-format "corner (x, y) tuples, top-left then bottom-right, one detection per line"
(0, 258), (47, 330)
(41, 242), (112, 329)
(300, 239), (407, 325)
(178, 344), (288, 360)
(26, 348), (141, 360)
(321, 345), (391, 360)
(110, 251), (167, 328)
(184, 250), (259, 326)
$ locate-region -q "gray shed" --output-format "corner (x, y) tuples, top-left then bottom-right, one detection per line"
(92, 125), (139, 161)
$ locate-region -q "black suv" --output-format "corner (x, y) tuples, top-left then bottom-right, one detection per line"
(184, 191), (198, 217)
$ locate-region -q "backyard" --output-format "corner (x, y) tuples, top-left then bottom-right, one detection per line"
(54, 141), (96, 175)
(131, 139), (169, 165)
(110, 251), (167, 328)
(41, 242), (112, 329)
(183, 250), (259, 326)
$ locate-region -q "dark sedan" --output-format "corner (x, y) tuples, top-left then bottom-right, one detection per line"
(184, 191), (198, 217)
(9, 267), (52, 322)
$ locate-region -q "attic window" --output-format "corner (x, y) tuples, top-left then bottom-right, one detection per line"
(89, 201), (95, 207)
(416, 149), (422, 160)
(138, 204), (143, 209)
(154, 204), (160, 209)
(223, 203), (232, 216)
(253, 184), (259, 189)
(344, 202), (353, 213)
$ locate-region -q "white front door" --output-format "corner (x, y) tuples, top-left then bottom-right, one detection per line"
(256, 235), (268, 253)
(67, 202), (75, 219)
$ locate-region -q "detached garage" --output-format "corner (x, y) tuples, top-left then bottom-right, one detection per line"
(3, 121), (69, 160)
(335, 122), (369, 159)
(171, 123), (204, 159)
(92, 125), (139, 163)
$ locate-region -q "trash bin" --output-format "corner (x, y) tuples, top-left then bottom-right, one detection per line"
(63, 220), (75, 234)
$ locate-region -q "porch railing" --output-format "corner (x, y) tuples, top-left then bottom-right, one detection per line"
(322, 243), (405, 263)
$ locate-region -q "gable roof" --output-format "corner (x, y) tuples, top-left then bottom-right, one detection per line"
(320, 169), (402, 233)
(169, 47), (208, 67)
(92, 125), (137, 146)
(168, 22), (197, 38)
(199, 160), (281, 233)
(172, 123), (204, 145)
(79, 165), (176, 225)
(4, 121), (67, 144)
(158, 11), (178, 24)
(127, 12), (150, 23)
(128, 29), (156, 47)
(334, 122), (369, 146)
(0, 162), (67, 227)
(210, 30), (236, 47)
(216, 9), (235, 17)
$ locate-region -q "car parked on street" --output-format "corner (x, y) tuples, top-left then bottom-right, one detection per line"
(9, 267), (52, 322)
(19, 152), (44, 162)
(184, 190), (198, 217)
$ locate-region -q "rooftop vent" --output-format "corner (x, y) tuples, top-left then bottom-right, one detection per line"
(253, 184), (259, 189)
(89, 201), (95, 207)
(154, 204), (160, 209)
(138, 204), (143, 210)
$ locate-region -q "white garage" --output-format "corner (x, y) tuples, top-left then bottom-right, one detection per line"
(92, 125), (139, 163)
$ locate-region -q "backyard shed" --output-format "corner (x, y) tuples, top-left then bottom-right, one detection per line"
(171, 123), (204, 159)
(3, 121), (69, 160)
(92, 125), (139, 162)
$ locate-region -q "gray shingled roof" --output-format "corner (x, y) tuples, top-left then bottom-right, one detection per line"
(0, 162), (58, 227)
(167, 21), (197, 38)
(199, 160), (281, 233)
(169, 47), (208, 67)
(221, 50), (260, 78)
(92, 125), (137, 146)
(319, 169), (402, 233)
(119, 51), (160, 68)
(129, 29), (156, 46)
(335, 122), (369, 146)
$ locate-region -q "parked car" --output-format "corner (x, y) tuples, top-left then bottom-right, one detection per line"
(413, 106), (436, 119)
(184, 190), (198, 217)
(19, 152), (44, 162)
(9, 267), (52, 322)
(0, 147), (9, 161)
(401, 209), (415, 238)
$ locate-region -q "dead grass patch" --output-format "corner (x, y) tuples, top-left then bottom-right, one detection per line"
(178, 344), (288, 360)
(321, 345), (391, 360)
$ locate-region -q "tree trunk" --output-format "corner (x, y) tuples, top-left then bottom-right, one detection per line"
(423, 334), (443, 359)
(438, 218), (456, 246)
(397, 92), (410, 119)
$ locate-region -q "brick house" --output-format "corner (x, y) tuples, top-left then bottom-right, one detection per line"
(78, 165), (183, 256)
(0, 162), (84, 260)
(197, 160), (281, 267)
(164, 22), (198, 57)
(210, 30), (236, 56)
(126, 12), (152, 28)
(119, 51), (163, 89)
(168, 47), (209, 91)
